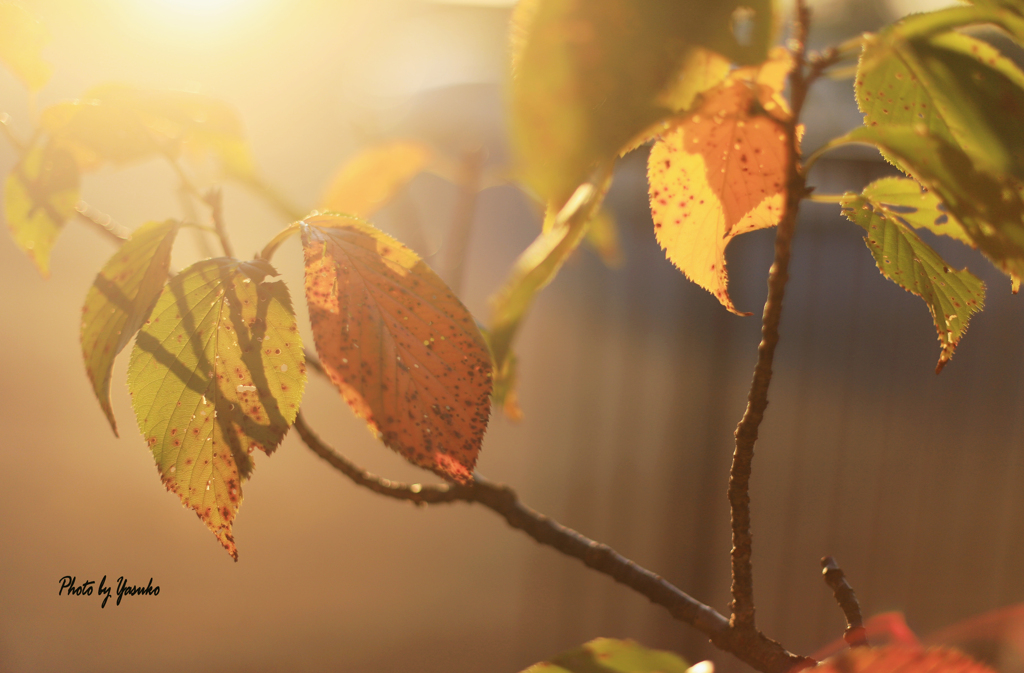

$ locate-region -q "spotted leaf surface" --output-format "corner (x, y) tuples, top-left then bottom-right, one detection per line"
(319, 141), (432, 218)
(512, 0), (772, 206)
(648, 78), (790, 314)
(833, 125), (1024, 285)
(815, 647), (995, 673)
(302, 214), (491, 483)
(519, 638), (689, 673)
(857, 30), (1024, 179)
(82, 220), (181, 435)
(0, 2), (51, 91)
(41, 84), (254, 176)
(128, 258), (306, 560)
(842, 178), (985, 372)
(4, 141), (80, 277)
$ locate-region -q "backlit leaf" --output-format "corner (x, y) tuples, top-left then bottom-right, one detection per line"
(81, 220), (181, 435)
(857, 30), (1024, 179)
(301, 214), (491, 484)
(828, 125), (1024, 285)
(128, 258), (306, 560)
(511, 0), (772, 206)
(814, 647), (995, 673)
(4, 140), (80, 277)
(648, 71), (791, 314)
(842, 177), (985, 372)
(319, 141), (432, 218)
(0, 2), (51, 91)
(489, 173), (611, 403)
(519, 638), (689, 673)
(584, 207), (623, 268)
(41, 84), (254, 176)
(658, 47), (734, 113)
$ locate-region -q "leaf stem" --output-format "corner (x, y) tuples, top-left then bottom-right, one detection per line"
(292, 414), (810, 673)
(0, 112), (25, 152)
(74, 202), (131, 244)
(259, 222), (301, 261)
(202, 188), (234, 258)
(806, 193), (845, 203)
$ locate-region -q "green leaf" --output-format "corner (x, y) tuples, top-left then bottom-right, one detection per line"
(81, 220), (181, 436)
(857, 30), (1024, 179)
(40, 84), (254, 176)
(128, 258), (306, 560)
(841, 177), (985, 372)
(519, 638), (689, 673)
(511, 0), (772, 206)
(301, 214), (491, 484)
(0, 2), (52, 91)
(826, 125), (1024, 284)
(489, 172), (611, 396)
(4, 140), (80, 277)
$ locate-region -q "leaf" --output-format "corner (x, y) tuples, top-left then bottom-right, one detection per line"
(489, 173), (611, 397)
(511, 0), (772, 206)
(0, 2), (52, 91)
(857, 29), (1024, 180)
(319, 141), (432, 218)
(4, 140), (80, 277)
(81, 220), (181, 435)
(828, 125), (1024, 284)
(40, 84), (254, 176)
(648, 75), (791, 314)
(841, 177), (985, 372)
(658, 47), (734, 113)
(128, 258), (306, 560)
(815, 647), (996, 673)
(301, 214), (491, 484)
(519, 638), (690, 673)
(584, 207), (623, 268)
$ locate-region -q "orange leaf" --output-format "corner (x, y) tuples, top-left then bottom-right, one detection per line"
(301, 214), (491, 483)
(648, 78), (790, 314)
(815, 647), (995, 673)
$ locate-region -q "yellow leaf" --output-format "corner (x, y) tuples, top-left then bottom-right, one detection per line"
(648, 79), (790, 314)
(318, 141), (432, 218)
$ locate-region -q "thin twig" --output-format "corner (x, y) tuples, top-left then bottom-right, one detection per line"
(293, 413), (809, 673)
(728, 0), (813, 632)
(0, 113), (25, 152)
(441, 147), (484, 296)
(821, 557), (868, 648)
(203, 188), (234, 258)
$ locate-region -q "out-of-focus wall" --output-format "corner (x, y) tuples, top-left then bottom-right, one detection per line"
(3, 2), (1024, 672)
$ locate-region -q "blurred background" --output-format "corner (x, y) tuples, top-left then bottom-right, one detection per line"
(3, 0), (1024, 671)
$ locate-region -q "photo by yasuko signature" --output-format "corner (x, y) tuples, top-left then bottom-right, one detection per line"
(58, 576), (160, 608)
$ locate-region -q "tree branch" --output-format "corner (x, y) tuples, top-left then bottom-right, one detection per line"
(292, 413), (811, 673)
(728, 0), (813, 632)
(821, 557), (868, 648)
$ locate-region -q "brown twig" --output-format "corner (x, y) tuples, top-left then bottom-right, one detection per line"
(203, 188), (234, 258)
(293, 413), (808, 673)
(821, 557), (868, 648)
(728, 0), (813, 632)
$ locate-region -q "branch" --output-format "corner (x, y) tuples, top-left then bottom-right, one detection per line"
(728, 0), (813, 632)
(75, 202), (131, 244)
(292, 414), (810, 673)
(202, 188), (234, 258)
(821, 557), (868, 648)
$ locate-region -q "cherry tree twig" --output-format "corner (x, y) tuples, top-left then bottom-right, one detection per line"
(821, 557), (868, 648)
(292, 413), (809, 673)
(728, 0), (817, 635)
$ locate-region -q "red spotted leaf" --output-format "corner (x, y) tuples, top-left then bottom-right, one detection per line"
(127, 258), (306, 560)
(301, 214), (492, 483)
(648, 67), (791, 314)
(81, 219), (181, 435)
